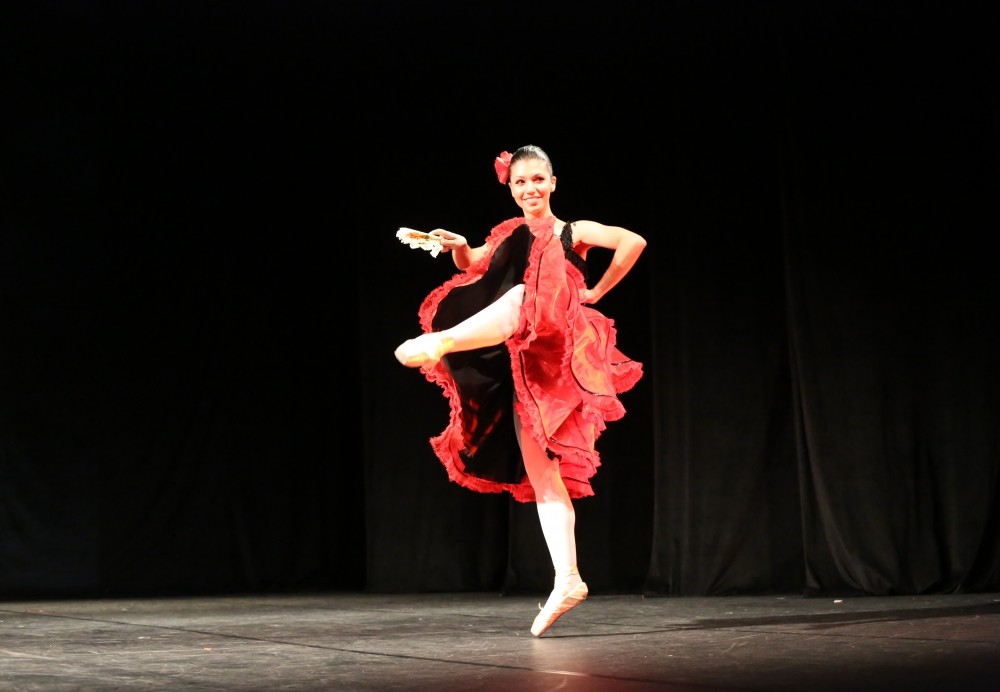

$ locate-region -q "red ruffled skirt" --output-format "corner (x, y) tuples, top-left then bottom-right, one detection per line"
(416, 216), (642, 502)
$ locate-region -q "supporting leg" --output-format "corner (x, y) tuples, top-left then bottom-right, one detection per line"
(514, 411), (588, 637)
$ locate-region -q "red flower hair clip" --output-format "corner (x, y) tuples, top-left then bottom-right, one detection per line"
(494, 150), (513, 184)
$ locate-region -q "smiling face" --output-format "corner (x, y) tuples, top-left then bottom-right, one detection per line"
(508, 158), (556, 219)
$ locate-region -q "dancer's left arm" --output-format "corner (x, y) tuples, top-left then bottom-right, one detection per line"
(573, 221), (647, 305)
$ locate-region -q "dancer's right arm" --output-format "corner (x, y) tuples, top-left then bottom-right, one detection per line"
(429, 229), (488, 270)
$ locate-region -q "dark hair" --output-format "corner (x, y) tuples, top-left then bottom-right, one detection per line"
(510, 144), (553, 175)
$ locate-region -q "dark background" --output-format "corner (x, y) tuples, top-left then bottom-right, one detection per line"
(2, 1), (997, 599)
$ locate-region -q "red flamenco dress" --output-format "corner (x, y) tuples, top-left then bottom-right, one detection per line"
(417, 216), (642, 503)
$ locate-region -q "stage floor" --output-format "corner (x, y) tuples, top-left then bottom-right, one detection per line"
(1, 591), (998, 691)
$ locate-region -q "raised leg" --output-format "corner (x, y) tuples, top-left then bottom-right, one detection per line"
(394, 284), (525, 368)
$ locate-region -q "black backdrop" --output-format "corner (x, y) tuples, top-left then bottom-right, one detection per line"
(2, 1), (997, 600)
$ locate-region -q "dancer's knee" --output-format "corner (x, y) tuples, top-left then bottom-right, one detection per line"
(497, 284), (525, 339)
(525, 461), (572, 506)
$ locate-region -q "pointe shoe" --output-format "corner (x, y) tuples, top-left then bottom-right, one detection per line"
(394, 333), (453, 368)
(530, 581), (588, 637)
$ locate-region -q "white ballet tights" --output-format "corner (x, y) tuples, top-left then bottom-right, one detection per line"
(394, 284), (525, 367)
(396, 282), (582, 590)
(440, 283), (525, 352)
(514, 411), (581, 588)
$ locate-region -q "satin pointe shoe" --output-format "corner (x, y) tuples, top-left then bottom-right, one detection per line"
(394, 333), (453, 368)
(530, 581), (589, 637)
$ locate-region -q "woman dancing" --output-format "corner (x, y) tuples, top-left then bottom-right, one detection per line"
(394, 144), (646, 636)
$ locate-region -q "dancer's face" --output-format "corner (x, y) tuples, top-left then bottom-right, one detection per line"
(508, 158), (556, 218)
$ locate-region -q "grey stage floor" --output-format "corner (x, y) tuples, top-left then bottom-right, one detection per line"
(1, 591), (998, 691)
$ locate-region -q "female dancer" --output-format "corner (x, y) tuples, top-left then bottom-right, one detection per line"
(394, 144), (646, 636)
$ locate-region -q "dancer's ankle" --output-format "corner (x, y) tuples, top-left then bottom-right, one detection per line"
(553, 566), (582, 589)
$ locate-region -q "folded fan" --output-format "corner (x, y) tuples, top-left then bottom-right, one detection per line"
(396, 227), (443, 258)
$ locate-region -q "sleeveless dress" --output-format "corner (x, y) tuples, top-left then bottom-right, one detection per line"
(416, 216), (642, 503)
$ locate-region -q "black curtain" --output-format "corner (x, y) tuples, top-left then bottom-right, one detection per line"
(2, 1), (997, 600)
